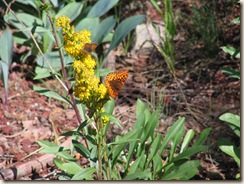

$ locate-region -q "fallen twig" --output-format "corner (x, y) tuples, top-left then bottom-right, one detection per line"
(0, 137), (72, 180)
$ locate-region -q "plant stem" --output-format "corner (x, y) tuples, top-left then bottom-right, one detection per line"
(97, 116), (103, 180)
(45, 13), (83, 125)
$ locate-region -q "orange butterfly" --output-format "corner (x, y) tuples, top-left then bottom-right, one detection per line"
(105, 69), (128, 98)
(83, 43), (98, 55)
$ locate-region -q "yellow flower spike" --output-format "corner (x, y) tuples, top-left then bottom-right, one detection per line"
(57, 16), (109, 109)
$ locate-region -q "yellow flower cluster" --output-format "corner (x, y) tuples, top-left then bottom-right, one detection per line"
(56, 16), (91, 59)
(56, 16), (109, 108)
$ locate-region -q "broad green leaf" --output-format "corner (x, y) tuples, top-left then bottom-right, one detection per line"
(219, 113), (240, 137)
(0, 62), (9, 94)
(107, 15), (145, 54)
(57, 151), (76, 161)
(127, 153), (145, 175)
(38, 140), (59, 148)
(104, 98), (115, 114)
(171, 145), (208, 163)
(220, 46), (240, 58)
(134, 99), (146, 129)
(76, 17), (99, 36)
(36, 51), (73, 68)
(62, 162), (83, 175)
(21, 26), (50, 33)
(17, 13), (43, 28)
(218, 138), (240, 167)
(159, 117), (185, 154)
(92, 16), (116, 44)
(180, 129), (195, 153)
(30, 86), (72, 105)
(169, 124), (184, 161)
(192, 128), (211, 147)
(162, 160), (200, 180)
(56, 2), (83, 21)
(72, 140), (90, 158)
(141, 111), (159, 144)
(71, 167), (96, 180)
(88, 0), (119, 17)
(54, 158), (66, 171)
(153, 153), (163, 174)
(0, 29), (13, 65)
(219, 113), (240, 127)
(16, 0), (38, 9)
(34, 66), (52, 79)
(123, 169), (151, 180)
(136, 99), (146, 118)
(147, 134), (162, 164)
(221, 68), (240, 79)
(232, 17), (240, 24)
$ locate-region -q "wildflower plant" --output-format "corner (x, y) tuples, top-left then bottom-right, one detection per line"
(56, 16), (109, 110)
(2, 0), (211, 180)
(55, 16), (114, 179)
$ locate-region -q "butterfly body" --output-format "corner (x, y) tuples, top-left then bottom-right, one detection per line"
(105, 69), (128, 98)
(83, 43), (98, 55)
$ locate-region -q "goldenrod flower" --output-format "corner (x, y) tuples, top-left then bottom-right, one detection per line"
(56, 16), (109, 109)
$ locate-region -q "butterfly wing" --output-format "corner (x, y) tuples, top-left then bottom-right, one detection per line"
(105, 69), (128, 98)
(83, 43), (98, 55)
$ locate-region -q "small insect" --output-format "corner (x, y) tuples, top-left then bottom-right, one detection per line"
(82, 43), (98, 55)
(105, 69), (128, 98)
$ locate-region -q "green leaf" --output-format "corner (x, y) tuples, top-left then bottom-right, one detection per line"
(38, 140), (69, 154)
(192, 128), (211, 147)
(123, 169), (151, 180)
(169, 124), (184, 161)
(38, 140), (58, 148)
(56, 2), (83, 21)
(92, 16), (116, 44)
(107, 15), (145, 54)
(17, 13), (43, 28)
(218, 138), (240, 167)
(220, 46), (240, 58)
(88, 0), (119, 17)
(34, 66), (52, 79)
(147, 134), (162, 164)
(232, 17), (240, 24)
(171, 146), (208, 163)
(127, 153), (145, 175)
(62, 162), (83, 175)
(180, 129), (195, 153)
(221, 68), (240, 79)
(30, 86), (72, 105)
(141, 111), (159, 144)
(72, 140), (90, 158)
(150, 0), (163, 15)
(219, 113), (240, 137)
(36, 51), (73, 68)
(0, 29), (13, 65)
(152, 153), (163, 174)
(16, 0), (38, 9)
(85, 135), (97, 145)
(76, 17), (99, 36)
(104, 98), (115, 114)
(57, 151), (76, 161)
(162, 160), (201, 180)
(71, 167), (96, 180)
(54, 158), (66, 171)
(0, 62), (9, 95)
(159, 117), (185, 154)
(219, 113), (240, 127)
